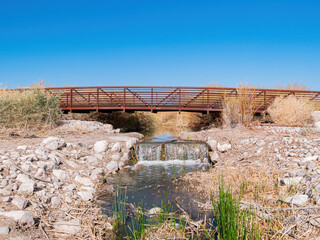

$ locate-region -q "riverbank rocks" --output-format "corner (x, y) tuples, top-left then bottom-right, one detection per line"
(75, 176), (94, 187)
(42, 137), (66, 150)
(0, 226), (10, 235)
(78, 191), (93, 201)
(280, 177), (303, 186)
(217, 142), (231, 152)
(94, 141), (109, 153)
(206, 138), (217, 150)
(285, 194), (309, 206)
(0, 211), (34, 227)
(53, 219), (81, 235)
(105, 161), (119, 173)
(12, 196), (29, 210)
(148, 207), (161, 216)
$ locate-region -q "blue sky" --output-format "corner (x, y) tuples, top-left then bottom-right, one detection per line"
(0, 0), (320, 89)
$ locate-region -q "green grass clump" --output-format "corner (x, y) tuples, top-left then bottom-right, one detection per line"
(204, 177), (261, 240)
(111, 186), (127, 231)
(0, 85), (61, 129)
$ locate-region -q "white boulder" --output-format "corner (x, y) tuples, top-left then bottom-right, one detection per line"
(41, 137), (66, 150)
(94, 141), (109, 153)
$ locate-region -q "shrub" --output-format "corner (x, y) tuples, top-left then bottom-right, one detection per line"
(0, 86), (61, 129)
(222, 85), (259, 127)
(267, 95), (315, 126)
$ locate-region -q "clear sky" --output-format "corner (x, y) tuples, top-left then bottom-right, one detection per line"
(1, 0), (320, 89)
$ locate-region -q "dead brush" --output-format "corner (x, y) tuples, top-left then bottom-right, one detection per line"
(0, 83), (61, 129)
(267, 95), (315, 126)
(223, 85), (260, 127)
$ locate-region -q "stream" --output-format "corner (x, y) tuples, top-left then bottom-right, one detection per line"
(99, 131), (213, 237)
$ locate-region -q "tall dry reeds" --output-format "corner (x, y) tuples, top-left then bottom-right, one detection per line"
(0, 84), (61, 129)
(222, 85), (260, 127)
(267, 95), (315, 126)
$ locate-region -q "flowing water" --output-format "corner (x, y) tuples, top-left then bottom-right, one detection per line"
(100, 132), (212, 236)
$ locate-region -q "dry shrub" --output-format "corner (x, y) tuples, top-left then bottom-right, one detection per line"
(223, 85), (260, 127)
(276, 81), (307, 90)
(0, 85), (61, 129)
(267, 95), (315, 126)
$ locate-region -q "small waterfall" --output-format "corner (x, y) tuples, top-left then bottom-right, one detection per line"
(135, 142), (208, 164)
(164, 143), (208, 161)
(136, 143), (162, 161)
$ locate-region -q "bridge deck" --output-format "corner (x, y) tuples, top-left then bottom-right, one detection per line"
(11, 86), (320, 113)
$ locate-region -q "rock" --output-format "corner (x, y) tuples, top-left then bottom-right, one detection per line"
(16, 174), (31, 183)
(206, 138), (217, 150)
(105, 161), (119, 173)
(256, 140), (266, 147)
(310, 217), (320, 228)
(51, 197), (61, 208)
(63, 184), (76, 192)
(217, 142), (231, 152)
(111, 142), (121, 152)
(2, 196), (12, 202)
(90, 168), (103, 181)
(0, 189), (11, 196)
(52, 169), (69, 182)
(302, 155), (318, 163)
(306, 162), (317, 170)
(111, 154), (121, 161)
(12, 196), (29, 210)
(21, 163), (32, 172)
(18, 180), (35, 195)
(0, 211), (34, 226)
(20, 154), (38, 162)
(74, 176), (94, 187)
(17, 145), (28, 151)
(34, 168), (46, 179)
(279, 177), (303, 186)
(78, 191), (93, 201)
(80, 186), (96, 194)
(148, 207), (161, 215)
(84, 156), (98, 165)
(126, 139), (136, 149)
(42, 137), (66, 150)
(54, 219), (81, 235)
(315, 122), (320, 130)
(312, 111), (320, 123)
(0, 226), (10, 235)
(284, 194), (309, 206)
(209, 151), (219, 162)
(94, 141), (109, 153)
(66, 160), (79, 169)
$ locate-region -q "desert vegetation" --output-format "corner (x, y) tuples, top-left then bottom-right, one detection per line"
(0, 83), (61, 129)
(267, 95), (315, 126)
(222, 85), (261, 128)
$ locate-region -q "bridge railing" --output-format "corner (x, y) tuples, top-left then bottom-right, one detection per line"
(4, 86), (320, 113)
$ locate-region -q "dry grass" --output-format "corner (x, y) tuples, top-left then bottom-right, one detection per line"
(276, 82), (307, 91)
(145, 223), (186, 240)
(267, 95), (315, 126)
(222, 85), (260, 127)
(0, 83), (61, 129)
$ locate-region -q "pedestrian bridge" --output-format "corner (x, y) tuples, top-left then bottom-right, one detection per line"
(22, 86), (320, 113)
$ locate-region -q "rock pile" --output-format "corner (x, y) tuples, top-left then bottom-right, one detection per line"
(0, 133), (141, 238)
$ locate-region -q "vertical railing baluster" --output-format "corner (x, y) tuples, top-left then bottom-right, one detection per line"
(70, 89), (73, 113)
(97, 88), (99, 112)
(179, 88), (181, 113)
(151, 87), (153, 112)
(124, 87), (126, 112)
(207, 88), (209, 114)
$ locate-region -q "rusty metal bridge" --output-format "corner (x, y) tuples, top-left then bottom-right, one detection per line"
(20, 86), (320, 113)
